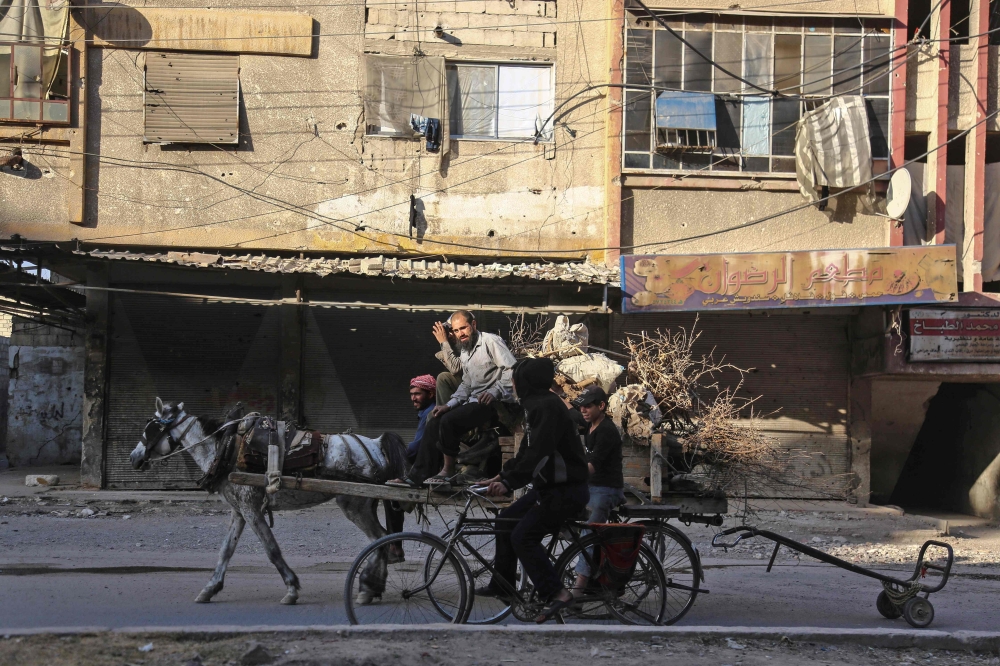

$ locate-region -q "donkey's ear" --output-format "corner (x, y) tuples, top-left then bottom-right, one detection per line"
(177, 402), (185, 412)
(155, 397), (164, 414)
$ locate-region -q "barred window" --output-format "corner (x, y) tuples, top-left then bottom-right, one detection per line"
(622, 14), (892, 174)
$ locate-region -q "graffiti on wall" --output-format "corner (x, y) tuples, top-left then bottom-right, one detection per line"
(6, 346), (84, 466)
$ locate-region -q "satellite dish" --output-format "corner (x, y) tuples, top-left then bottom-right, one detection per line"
(885, 168), (912, 219)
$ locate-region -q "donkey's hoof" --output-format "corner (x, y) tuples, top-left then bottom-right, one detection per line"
(280, 592), (299, 605)
(195, 590), (214, 603)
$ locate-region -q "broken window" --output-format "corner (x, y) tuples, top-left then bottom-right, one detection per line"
(143, 52), (240, 144)
(622, 14), (892, 174)
(0, 0), (72, 125)
(365, 54), (446, 137)
(448, 63), (553, 140)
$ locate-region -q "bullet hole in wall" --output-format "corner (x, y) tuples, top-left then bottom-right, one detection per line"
(336, 122), (347, 130)
(487, 230), (495, 237)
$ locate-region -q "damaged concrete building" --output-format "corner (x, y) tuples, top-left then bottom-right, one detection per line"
(1, 0), (999, 519)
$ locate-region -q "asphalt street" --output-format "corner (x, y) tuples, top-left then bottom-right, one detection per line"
(2, 500), (998, 631)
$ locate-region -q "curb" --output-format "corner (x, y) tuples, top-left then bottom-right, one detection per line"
(3, 625), (999, 652)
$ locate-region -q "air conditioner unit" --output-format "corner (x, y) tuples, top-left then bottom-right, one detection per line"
(655, 91), (717, 153)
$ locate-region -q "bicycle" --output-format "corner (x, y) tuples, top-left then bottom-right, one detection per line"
(344, 486), (669, 625)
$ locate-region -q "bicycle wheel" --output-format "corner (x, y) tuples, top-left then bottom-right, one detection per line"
(427, 529), (512, 624)
(640, 522), (701, 625)
(345, 532), (469, 625)
(553, 535), (667, 625)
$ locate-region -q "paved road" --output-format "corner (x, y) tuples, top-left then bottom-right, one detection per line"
(3, 558), (998, 631)
(2, 501), (998, 631)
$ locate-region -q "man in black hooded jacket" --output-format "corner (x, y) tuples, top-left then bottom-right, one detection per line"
(479, 358), (590, 622)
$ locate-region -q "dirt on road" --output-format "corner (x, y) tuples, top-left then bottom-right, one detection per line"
(1, 632), (999, 666)
(2, 493), (998, 568)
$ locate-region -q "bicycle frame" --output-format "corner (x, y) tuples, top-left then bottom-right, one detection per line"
(425, 493), (600, 612)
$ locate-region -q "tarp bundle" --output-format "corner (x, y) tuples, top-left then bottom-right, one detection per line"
(607, 384), (662, 441)
(542, 315), (589, 357)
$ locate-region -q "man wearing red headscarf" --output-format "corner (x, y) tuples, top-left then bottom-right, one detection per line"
(406, 375), (437, 462)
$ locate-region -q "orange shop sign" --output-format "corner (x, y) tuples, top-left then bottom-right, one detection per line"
(621, 246), (957, 312)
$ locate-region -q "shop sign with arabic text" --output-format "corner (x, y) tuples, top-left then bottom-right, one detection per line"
(621, 246), (957, 312)
(910, 309), (1000, 361)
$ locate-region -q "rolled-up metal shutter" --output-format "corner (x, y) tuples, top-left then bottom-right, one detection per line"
(144, 52), (239, 144)
(301, 308), (512, 441)
(613, 313), (851, 497)
(104, 293), (279, 489)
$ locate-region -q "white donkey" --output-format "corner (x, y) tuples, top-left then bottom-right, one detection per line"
(129, 398), (408, 605)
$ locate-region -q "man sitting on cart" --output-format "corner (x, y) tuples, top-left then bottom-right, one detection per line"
(431, 320), (463, 406)
(569, 385), (625, 597)
(388, 310), (517, 487)
(405, 374), (437, 463)
(479, 357), (590, 623)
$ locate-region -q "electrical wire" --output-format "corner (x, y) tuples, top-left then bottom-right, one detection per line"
(4, 2), (982, 257)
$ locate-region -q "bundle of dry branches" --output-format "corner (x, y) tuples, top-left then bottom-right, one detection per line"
(507, 314), (549, 358)
(621, 321), (743, 419)
(673, 387), (788, 496)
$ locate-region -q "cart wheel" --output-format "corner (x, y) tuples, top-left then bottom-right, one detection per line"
(902, 597), (934, 628)
(876, 591), (902, 619)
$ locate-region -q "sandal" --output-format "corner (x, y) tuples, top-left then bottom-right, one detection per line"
(385, 477), (423, 489)
(534, 595), (574, 624)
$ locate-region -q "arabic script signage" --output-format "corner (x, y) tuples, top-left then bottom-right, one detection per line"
(620, 246), (957, 312)
(909, 309), (1000, 361)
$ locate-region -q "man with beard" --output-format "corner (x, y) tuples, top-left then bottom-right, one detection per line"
(388, 310), (516, 487)
(406, 374), (437, 462)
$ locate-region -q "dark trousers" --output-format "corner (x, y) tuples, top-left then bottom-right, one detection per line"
(489, 483), (590, 601)
(409, 402), (495, 483)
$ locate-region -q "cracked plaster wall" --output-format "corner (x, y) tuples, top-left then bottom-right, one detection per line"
(1, 0), (610, 262)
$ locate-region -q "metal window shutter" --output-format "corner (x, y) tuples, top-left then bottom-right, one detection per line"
(613, 313), (851, 497)
(301, 308), (512, 441)
(104, 294), (279, 489)
(144, 52), (239, 144)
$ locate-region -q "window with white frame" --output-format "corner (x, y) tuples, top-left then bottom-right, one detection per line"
(622, 14), (892, 174)
(447, 63), (554, 140)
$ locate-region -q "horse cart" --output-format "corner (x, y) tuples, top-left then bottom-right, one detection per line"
(132, 399), (953, 627)
(229, 428), (955, 629)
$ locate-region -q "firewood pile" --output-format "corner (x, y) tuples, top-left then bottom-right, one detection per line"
(507, 316), (821, 498)
(618, 322), (808, 497)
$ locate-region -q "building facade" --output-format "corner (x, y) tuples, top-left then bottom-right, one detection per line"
(1, 0), (999, 516)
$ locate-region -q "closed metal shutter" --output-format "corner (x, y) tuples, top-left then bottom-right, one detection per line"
(144, 52), (239, 144)
(301, 308), (511, 441)
(104, 293), (279, 489)
(613, 313), (851, 497)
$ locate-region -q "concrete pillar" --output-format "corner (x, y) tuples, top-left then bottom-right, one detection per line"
(928, 0), (951, 245)
(962, 0), (989, 291)
(889, 0), (908, 247)
(278, 276), (302, 423)
(80, 265), (109, 488)
(604, 0), (625, 268)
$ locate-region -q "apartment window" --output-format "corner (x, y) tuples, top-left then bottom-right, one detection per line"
(622, 14), (892, 174)
(143, 52), (239, 144)
(447, 63), (554, 140)
(0, 42), (70, 124)
(365, 54), (446, 137)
